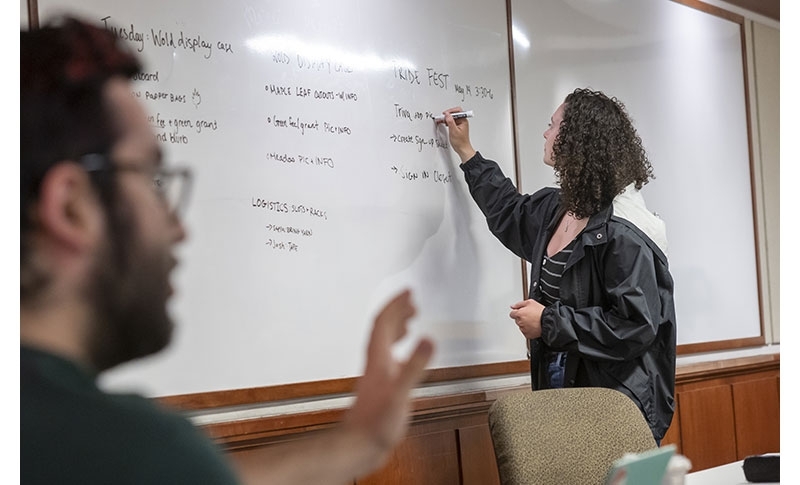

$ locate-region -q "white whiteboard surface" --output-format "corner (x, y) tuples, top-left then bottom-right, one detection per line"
(510, 0), (760, 345)
(37, 0), (525, 397)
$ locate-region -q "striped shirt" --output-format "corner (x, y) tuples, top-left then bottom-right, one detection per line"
(539, 237), (578, 387)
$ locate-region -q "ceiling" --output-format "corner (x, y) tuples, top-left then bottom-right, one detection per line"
(722, 0), (779, 21)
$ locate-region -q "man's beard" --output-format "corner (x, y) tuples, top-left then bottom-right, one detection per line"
(85, 203), (175, 372)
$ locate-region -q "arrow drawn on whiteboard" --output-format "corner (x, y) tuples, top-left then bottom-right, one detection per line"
(192, 88), (202, 108)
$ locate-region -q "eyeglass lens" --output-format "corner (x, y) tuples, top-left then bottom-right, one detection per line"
(153, 171), (187, 215)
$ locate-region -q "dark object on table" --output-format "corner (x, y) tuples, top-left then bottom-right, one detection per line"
(743, 454), (779, 483)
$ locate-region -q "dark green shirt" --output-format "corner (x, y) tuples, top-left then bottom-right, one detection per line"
(21, 345), (240, 484)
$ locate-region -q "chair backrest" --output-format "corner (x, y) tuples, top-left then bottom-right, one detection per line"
(487, 387), (657, 485)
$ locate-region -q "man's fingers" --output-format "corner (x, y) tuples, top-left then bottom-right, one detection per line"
(365, 289), (434, 391)
(376, 289), (413, 321)
(373, 289), (416, 341)
(396, 338), (435, 393)
(365, 289), (417, 374)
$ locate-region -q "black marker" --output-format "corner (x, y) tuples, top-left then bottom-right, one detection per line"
(434, 110), (474, 123)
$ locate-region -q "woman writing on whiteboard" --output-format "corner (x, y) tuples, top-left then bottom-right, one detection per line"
(440, 88), (676, 443)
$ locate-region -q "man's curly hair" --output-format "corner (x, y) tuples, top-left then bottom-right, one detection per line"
(552, 88), (654, 219)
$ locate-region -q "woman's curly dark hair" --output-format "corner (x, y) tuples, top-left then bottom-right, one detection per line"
(552, 88), (654, 219)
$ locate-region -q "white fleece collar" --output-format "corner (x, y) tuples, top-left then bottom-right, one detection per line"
(612, 184), (669, 257)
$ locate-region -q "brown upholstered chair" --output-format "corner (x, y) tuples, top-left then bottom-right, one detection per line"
(487, 387), (657, 485)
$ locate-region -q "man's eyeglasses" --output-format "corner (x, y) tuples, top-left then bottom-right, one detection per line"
(80, 153), (193, 217)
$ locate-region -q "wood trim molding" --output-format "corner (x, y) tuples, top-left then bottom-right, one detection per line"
(27, 0), (39, 29)
(677, 336), (766, 355)
(208, 391), (494, 451)
(670, 0), (746, 24)
(675, 353), (779, 384)
(205, 354), (778, 450)
(161, 360), (529, 410)
(711, 0), (778, 21)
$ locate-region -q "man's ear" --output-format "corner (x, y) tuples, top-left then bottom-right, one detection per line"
(35, 162), (105, 253)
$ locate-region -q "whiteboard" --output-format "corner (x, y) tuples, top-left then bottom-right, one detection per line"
(510, 0), (760, 346)
(36, 0), (525, 397)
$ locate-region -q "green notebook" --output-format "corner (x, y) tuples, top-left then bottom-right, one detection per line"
(605, 444), (676, 485)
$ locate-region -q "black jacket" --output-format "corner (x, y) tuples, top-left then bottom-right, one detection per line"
(461, 152), (676, 441)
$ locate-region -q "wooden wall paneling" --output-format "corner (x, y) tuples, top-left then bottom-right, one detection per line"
(225, 432), (357, 485)
(732, 377), (780, 458)
(215, 356), (778, 480)
(354, 396), (491, 484)
(678, 385), (738, 471)
(357, 429), (460, 485)
(661, 398), (682, 454)
(673, 354), (778, 389)
(458, 424), (501, 485)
